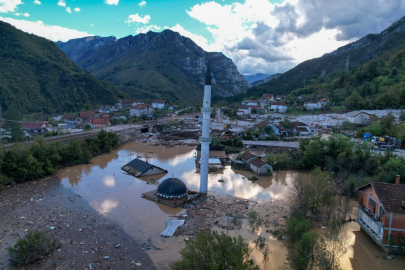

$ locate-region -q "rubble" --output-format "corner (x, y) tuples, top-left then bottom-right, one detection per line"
(174, 193), (291, 236)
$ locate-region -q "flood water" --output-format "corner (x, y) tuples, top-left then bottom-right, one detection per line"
(58, 142), (405, 270)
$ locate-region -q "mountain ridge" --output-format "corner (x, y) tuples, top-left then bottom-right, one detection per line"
(57, 30), (249, 104)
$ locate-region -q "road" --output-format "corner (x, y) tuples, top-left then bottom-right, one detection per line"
(242, 140), (299, 148)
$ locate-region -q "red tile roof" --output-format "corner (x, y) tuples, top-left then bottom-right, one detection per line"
(261, 94), (273, 99)
(23, 122), (42, 129)
(238, 105), (250, 110)
(132, 104), (153, 110)
(91, 118), (110, 125)
(79, 111), (96, 119)
(318, 98), (329, 102)
(250, 158), (268, 167)
(241, 151), (256, 161)
(291, 121), (308, 129)
(271, 101), (287, 106)
(358, 182), (405, 214)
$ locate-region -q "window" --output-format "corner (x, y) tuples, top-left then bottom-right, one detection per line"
(369, 198), (376, 209)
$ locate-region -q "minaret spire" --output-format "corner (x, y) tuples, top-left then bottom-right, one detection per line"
(205, 62), (211, 86)
(199, 61), (212, 195)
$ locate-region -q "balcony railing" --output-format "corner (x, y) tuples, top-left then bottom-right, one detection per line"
(357, 206), (384, 245)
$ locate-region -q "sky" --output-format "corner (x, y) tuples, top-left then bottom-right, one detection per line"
(1, 0), (405, 75)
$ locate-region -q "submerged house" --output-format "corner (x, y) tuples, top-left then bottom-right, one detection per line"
(122, 158), (167, 177)
(357, 176), (405, 254)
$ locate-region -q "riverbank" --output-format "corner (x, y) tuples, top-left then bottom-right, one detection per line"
(0, 176), (155, 269)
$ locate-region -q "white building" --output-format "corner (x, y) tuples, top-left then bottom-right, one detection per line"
(152, 99), (167, 109)
(270, 101), (287, 113)
(237, 105), (251, 115)
(347, 111), (373, 124)
(260, 94), (274, 107)
(130, 104), (154, 117)
(317, 98), (329, 107)
(305, 102), (321, 110)
(242, 100), (258, 106)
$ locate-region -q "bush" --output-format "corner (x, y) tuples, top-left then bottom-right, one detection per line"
(170, 231), (258, 270)
(8, 230), (59, 266)
(286, 212), (311, 243)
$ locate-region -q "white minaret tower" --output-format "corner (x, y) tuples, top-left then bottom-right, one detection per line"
(199, 63), (212, 194)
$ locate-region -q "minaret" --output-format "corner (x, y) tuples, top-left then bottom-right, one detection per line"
(199, 63), (212, 194)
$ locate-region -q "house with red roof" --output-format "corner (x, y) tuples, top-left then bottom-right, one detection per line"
(317, 98), (330, 107)
(357, 176), (405, 254)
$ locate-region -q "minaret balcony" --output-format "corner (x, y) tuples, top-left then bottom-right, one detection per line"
(199, 136), (212, 143)
(201, 107), (213, 113)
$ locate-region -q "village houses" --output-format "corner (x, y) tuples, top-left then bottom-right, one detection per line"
(237, 105), (251, 115)
(152, 99), (167, 109)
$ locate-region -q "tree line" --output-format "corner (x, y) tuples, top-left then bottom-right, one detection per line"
(0, 130), (119, 190)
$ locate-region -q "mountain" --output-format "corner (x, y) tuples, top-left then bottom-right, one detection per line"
(0, 21), (128, 115)
(56, 30), (249, 104)
(243, 73), (271, 84)
(250, 73), (281, 87)
(245, 15), (405, 100)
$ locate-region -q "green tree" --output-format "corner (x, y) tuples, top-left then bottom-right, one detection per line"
(344, 93), (364, 110)
(291, 231), (318, 270)
(2, 107), (25, 142)
(170, 231), (259, 270)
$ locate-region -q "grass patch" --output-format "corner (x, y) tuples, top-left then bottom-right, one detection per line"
(8, 230), (59, 266)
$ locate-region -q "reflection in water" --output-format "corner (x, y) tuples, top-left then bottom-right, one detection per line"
(56, 142), (403, 270)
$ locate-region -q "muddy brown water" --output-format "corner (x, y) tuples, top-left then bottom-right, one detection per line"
(58, 142), (405, 270)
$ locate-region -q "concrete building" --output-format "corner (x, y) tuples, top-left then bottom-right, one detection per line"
(249, 158), (273, 175)
(270, 101), (287, 113)
(305, 102), (321, 110)
(237, 105), (251, 115)
(152, 99), (167, 109)
(130, 104), (154, 117)
(347, 111), (372, 124)
(357, 176), (405, 254)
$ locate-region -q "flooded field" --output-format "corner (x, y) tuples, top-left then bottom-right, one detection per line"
(58, 142), (405, 270)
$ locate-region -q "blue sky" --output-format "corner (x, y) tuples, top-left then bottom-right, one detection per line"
(1, 0), (405, 74)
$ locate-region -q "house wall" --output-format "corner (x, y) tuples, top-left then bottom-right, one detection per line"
(306, 103), (321, 110)
(153, 103), (165, 109)
(249, 164), (272, 175)
(270, 105), (287, 113)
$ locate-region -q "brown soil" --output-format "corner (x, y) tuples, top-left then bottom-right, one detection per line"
(0, 177), (154, 270)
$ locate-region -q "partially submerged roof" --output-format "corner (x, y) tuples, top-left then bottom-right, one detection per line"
(250, 158), (268, 168)
(241, 151), (256, 161)
(358, 182), (405, 214)
(122, 158), (167, 177)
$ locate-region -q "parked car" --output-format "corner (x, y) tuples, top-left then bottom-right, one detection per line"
(259, 154), (265, 158)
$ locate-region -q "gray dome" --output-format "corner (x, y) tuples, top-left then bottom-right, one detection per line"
(157, 178), (188, 199)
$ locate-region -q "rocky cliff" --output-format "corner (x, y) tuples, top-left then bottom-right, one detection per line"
(57, 30), (249, 103)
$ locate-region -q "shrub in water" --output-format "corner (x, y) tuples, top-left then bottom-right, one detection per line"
(8, 230), (59, 266)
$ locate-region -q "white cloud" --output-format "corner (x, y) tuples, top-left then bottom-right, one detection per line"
(0, 16), (92, 42)
(0, 0), (23, 13)
(186, 0), (405, 74)
(33, 0), (41, 5)
(14, 12), (30, 17)
(90, 23), (94, 27)
(139, 0), (146, 7)
(125, 13), (150, 24)
(66, 7), (71, 13)
(57, 0), (66, 7)
(136, 24), (161, 33)
(74, 7), (80, 12)
(104, 0), (119, 5)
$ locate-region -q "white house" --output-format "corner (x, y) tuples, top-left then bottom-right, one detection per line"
(130, 104), (154, 117)
(237, 105), (251, 115)
(260, 94), (274, 107)
(152, 99), (167, 109)
(270, 101), (287, 113)
(291, 121), (313, 136)
(346, 111), (372, 124)
(305, 102), (321, 110)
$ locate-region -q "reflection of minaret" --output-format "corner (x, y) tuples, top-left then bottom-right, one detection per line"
(199, 62), (212, 194)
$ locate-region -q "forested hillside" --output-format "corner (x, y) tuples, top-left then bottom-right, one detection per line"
(229, 15), (405, 107)
(0, 21), (128, 115)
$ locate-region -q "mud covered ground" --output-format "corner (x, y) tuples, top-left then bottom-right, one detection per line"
(175, 193), (290, 237)
(0, 177), (154, 270)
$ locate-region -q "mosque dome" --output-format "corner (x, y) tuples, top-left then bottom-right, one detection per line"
(157, 178), (188, 199)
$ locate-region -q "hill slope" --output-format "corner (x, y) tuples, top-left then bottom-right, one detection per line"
(245, 15), (405, 100)
(0, 21), (128, 115)
(56, 30), (249, 104)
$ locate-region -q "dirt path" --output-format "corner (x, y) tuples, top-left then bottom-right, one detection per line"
(0, 177), (155, 270)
